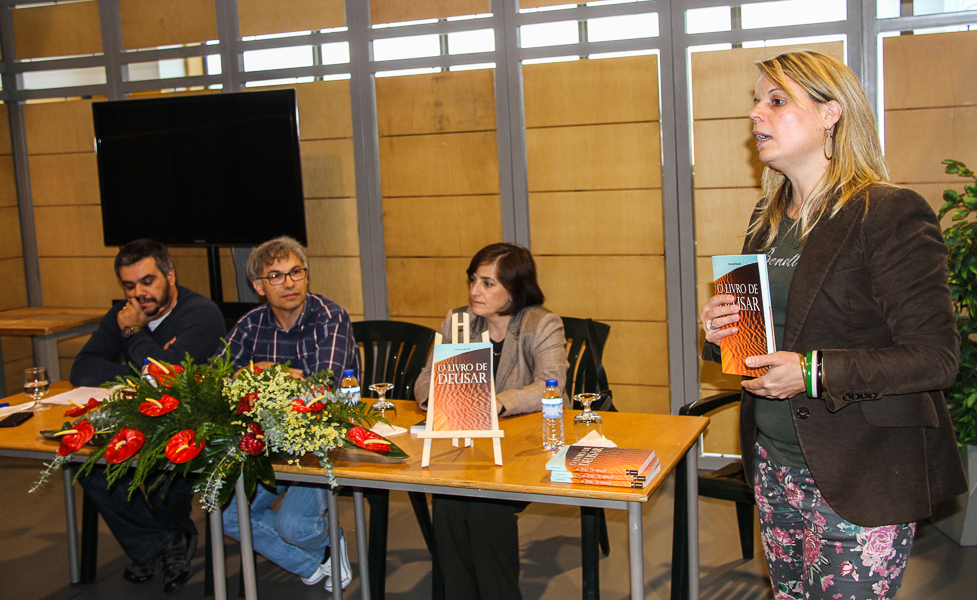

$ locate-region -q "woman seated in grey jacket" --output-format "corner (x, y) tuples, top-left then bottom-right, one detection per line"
(415, 242), (568, 600)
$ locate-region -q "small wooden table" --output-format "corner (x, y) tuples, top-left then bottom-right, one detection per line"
(0, 307), (104, 390)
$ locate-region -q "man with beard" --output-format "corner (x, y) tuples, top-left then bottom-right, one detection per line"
(70, 239), (225, 594)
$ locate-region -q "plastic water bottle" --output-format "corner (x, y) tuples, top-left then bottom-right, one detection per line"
(340, 369), (361, 404)
(541, 379), (564, 451)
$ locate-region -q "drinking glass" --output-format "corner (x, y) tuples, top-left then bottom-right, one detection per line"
(573, 393), (603, 443)
(369, 383), (396, 422)
(24, 367), (51, 411)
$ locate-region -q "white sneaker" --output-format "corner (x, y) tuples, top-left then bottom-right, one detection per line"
(299, 529), (353, 591)
(325, 530), (353, 592)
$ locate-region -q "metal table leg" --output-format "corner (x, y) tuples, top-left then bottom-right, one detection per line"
(235, 476), (258, 600)
(353, 489), (370, 600)
(63, 466), (80, 584)
(686, 441), (700, 600)
(328, 486), (342, 600)
(627, 502), (643, 600)
(209, 508), (227, 600)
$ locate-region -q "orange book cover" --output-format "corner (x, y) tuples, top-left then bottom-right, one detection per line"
(429, 343), (494, 431)
(569, 460), (658, 482)
(564, 446), (656, 475)
(712, 254), (775, 377)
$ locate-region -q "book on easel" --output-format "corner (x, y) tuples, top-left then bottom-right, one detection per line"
(711, 254), (776, 377)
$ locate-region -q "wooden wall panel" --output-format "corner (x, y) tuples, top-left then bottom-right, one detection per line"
(383, 196), (502, 258)
(692, 119), (762, 188)
(38, 258), (119, 308)
(3, 355), (33, 396)
(0, 158), (16, 208)
(536, 256), (666, 323)
(379, 131), (500, 197)
(27, 154), (100, 206)
(24, 100), (95, 155)
(601, 321), (669, 387)
(305, 198), (360, 257)
(386, 257), (470, 318)
(371, 0), (489, 25)
(884, 31), (977, 110)
(308, 257), (363, 316)
(529, 190), (662, 256)
(292, 80), (354, 141)
(526, 122), (661, 192)
(0, 208), (24, 259)
(524, 55), (660, 127)
(301, 139), (357, 198)
(119, 0), (217, 50)
(11, 0), (102, 60)
(238, 0), (345, 37)
(612, 384), (670, 416)
(693, 188), (759, 257)
(34, 206), (112, 258)
(886, 107), (977, 184)
(376, 70), (496, 136)
(0, 258), (27, 310)
(691, 42), (844, 120)
(0, 105), (11, 154)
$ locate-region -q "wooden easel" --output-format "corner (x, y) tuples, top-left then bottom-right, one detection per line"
(418, 312), (504, 467)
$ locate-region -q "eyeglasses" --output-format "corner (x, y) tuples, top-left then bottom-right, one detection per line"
(255, 267), (308, 286)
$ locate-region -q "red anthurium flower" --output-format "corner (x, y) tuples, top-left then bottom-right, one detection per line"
(238, 423), (267, 456)
(291, 398), (326, 413)
(138, 394), (180, 417)
(165, 430), (206, 463)
(147, 360), (184, 386)
(236, 391), (259, 415)
(56, 420), (95, 456)
(104, 427), (146, 464)
(64, 398), (100, 418)
(346, 426), (392, 454)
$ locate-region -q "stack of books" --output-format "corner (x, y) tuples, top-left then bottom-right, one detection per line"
(546, 445), (660, 488)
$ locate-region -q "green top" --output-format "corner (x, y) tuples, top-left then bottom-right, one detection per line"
(753, 216), (807, 468)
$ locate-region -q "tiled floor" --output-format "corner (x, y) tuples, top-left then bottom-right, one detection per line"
(2, 456), (974, 600)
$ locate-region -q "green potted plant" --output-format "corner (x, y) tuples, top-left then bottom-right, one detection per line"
(932, 158), (977, 546)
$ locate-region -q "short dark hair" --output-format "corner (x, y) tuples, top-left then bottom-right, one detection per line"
(466, 242), (544, 316)
(114, 239), (174, 278)
(246, 236), (308, 282)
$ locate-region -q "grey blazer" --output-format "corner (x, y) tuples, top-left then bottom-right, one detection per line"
(706, 184), (967, 526)
(415, 305), (569, 416)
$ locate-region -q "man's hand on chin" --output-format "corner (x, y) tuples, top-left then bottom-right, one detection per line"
(117, 297), (153, 331)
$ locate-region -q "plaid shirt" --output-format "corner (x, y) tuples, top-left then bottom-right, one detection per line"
(221, 293), (359, 387)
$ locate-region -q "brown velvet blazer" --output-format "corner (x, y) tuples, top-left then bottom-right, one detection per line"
(706, 184), (967, 527)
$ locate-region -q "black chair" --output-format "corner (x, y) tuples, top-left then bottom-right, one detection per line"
(670, 391), (755, 600)
(561, 316), (614, 600)
(350, 319), (437, 600)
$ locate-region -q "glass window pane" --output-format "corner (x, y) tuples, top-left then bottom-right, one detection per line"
(741, 0), (846, 29)
(321, 41), (351, 65)
(21, 66), (106, 90)
(376, 67), (441, 78)
(448, 28), (495, 54)
(520, 20), (579, 48)
(588, 12), (659, 41)
(243, 46), (314, 72)
(206, 54), (222, 75)
(877, 0), (901, 18)
(373, 34), (441, 61)
(128, 59), (188, 82)
(687, 6), (731, 34)
(245, 76), (316, 87)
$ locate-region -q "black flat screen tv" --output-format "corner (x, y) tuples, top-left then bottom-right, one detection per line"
(93, 89), (307, 247)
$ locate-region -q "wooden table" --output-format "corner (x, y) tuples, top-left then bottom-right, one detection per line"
(245, 400), (709, 600)
(0, 391), (709, 600)
(0, 307), (104, 390)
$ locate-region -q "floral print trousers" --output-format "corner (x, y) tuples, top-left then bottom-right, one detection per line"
(754, 444), (915, 600)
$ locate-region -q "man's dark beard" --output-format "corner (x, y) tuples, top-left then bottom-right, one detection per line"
(141, 285), (172, 318)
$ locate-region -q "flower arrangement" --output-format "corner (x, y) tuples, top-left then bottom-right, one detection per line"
(32, 352), (406, 512)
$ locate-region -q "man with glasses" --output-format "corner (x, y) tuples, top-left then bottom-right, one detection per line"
(70, 239), (226, 594)
(220, 235), (359, 592)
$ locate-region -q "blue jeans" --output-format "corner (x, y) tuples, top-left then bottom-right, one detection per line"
(78, 467), (197, 565)
(223, 483), (331, 578)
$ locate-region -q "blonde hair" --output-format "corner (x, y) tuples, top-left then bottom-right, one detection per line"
(747, 50), (890, 250)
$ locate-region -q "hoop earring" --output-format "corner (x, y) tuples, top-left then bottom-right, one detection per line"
(823, 128), (834, 161)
